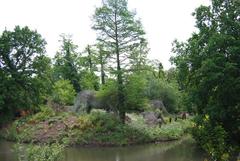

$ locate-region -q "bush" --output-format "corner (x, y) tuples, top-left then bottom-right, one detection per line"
(14, 143), (65, 161)
(96, 80), (118, 112)
(80, 71), (99, 90)
(28, 105), (55, 122)
(0, 26), (49, 126)
(3, 110), (193, 147)
(192, 115), (230, 161)
(97, 75), (148, 113)
(76, 111), (121, 134)
(51, 79), (76, 105)
(70, 111), (127, 145)
(125, 74), (148, 112)
(144, 78), (179, 113)
(0, 110), (15, 126)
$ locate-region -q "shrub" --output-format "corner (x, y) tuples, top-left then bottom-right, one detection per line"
(96, 80), (118, 112)
(192, 115), (230, 161)
(80, 71), (99, 90)
(14, 143), (65, 161)
(97, 76), (148, 113)
(28, 105), (55, 122)
(125, 74), (148, 112)
(51, 79), (76, 105)
(144, 78), (179, 113)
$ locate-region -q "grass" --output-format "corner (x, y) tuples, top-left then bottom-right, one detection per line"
(0, 107), (193, 146)
(128, 113), (193, 142)
(14, 142), (65, 161)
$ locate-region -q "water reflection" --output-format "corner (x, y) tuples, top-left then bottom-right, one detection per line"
(0, 137), (206, 161)
(63, 137), (206, 161)
(0, 140), (18, 161)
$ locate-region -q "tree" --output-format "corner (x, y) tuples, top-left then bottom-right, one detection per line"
(125, 73), (147, 112)
(32, 55), (53, 103)
(96, 79), (118, 113)
(96, 43), (110, 85)
(171, 0), (240, 159)
(148, 59), (165, 80)
(165, 68), (177, 83)
(129, 39), (149, 73)
(53, 35), (81, 92)
(92, 0), (146, 123)
(52, 79), (76, 105)
(80, 45), (99, 90)
(0, 26), (48, 122)
(81, 45), (97, 73)
(144, 76), (179, 113)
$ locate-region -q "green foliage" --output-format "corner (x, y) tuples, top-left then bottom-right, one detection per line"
(15, 143), (64, 161)
(145, 78), (180, 113)
(96, 80), (118, 112)
(178, 91), (196, 113)
(73, 112), (193, 145)
(2, 110), (193, 147)
(65, 112), (129, 145)
(129, 39), (149, 72)
(0, 105), (55, 142)
(3, 121), (19, 141)
(125, 74), (147, 112)
(97, 75), (148, 112)
(80, 71), (99, 90)
(53, 34), (81, 92)
(0, 26), (48, 123)
(51, 79), (76, 105)
(97, 72), (181, 113)
(92, 0), (147, 122)
(29, 105), (55, 122)
(165, 68), (178, 84)
(3, 118), (34, 142)
(171, 0), (240, 159)
(0, 110), (14, 126)
(78, 45), (100, 90)
(192, 115), (230, 161)
(95, 43), (110, 85)
(128, 114), (192, 141)
(148, 59), (165, 79)
(32, 55), (54, 102)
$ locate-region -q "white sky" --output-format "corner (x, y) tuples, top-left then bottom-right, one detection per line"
(0, 0), (210, 69)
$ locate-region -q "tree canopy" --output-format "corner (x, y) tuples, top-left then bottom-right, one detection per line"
(92, 0), (147, 123)
(0, 26), (49, 120)
(53, 35), (81, 92)
(171, 0), (240, 159)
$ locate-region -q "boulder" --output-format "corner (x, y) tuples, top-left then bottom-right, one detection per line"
(150, 100), (169, 115)
(142, 111), (162, 126)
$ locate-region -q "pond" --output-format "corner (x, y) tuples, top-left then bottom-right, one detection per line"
(0, 137), (207, 161)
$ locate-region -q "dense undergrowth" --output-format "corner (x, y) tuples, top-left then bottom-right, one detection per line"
(0, 106), (192, 146)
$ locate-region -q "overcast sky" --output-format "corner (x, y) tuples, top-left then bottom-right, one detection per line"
(0, 0), (210, 69)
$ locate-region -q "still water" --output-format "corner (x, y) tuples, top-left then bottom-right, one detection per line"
(0, 137), (206, 161)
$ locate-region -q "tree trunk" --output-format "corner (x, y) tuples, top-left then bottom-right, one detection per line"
(99, 51), (105, 85)
(100, 60), (105, 85)
(116, 50), (125, 124)
(114, 9), (125, 124)
(87, 45), (93, 72)
(66, 43), (81, 92)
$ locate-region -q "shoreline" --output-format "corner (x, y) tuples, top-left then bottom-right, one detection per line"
(0, 134), (193, 149)
(0, 111), (193, 147)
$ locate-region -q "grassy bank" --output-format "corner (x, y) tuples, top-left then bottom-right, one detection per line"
(0, 107), (193, 146)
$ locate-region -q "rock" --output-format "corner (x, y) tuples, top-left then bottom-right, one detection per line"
(142, 111), (161, 126)
(149, 100), (169, 115)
